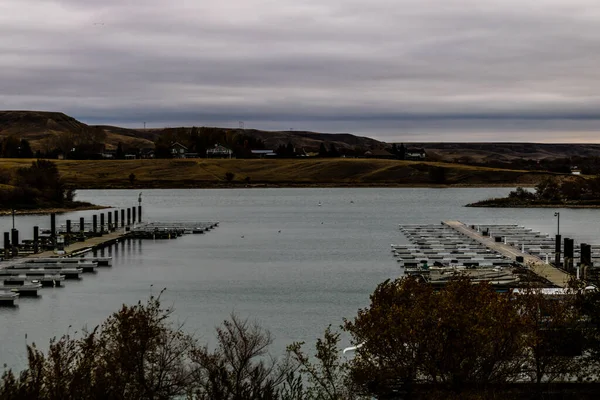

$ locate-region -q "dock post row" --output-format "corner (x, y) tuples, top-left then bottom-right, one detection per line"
(2, 204), (142, 259)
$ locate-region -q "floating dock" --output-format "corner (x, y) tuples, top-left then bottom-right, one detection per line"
(392, 221), (593, 288)
(0, 291), (18, 306)
(0, 212), (220, 308)
(393, 224), (520, 287)
(442, 221), (572, 288)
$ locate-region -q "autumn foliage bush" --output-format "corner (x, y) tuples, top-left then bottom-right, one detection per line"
(3, 279), (600, 399)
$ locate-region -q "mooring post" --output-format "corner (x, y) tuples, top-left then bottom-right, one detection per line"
(132, 206), (136, 224)
(93, 214), (98, 234)
(10, 228), (18, 257)
(121, 209), (125, 228)
(100, 213), (105, 234)
(33, 226), (39, 253)
(107, 211), (112, 231)
(127, 208), (131, 226)
(66, 219), (72, 235)
(564, 237), (574, 272)
(581, 243), (592, 268)
(138, 192), (142, 223)
(3, 232), (10, 257)
(114, 210), (118, 229)
(50, 213), (56, 246)
(555, 234), (562, 267)
(80, 217), (85, 233)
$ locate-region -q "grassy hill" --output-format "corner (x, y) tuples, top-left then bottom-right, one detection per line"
(408, 142), (600, 162)
(0, 111), (154, 151)
(0, 158), (560, 189)
(4, 110), (600, 163)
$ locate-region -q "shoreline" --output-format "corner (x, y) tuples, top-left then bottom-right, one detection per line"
(71, 182), (530, 190)
(0, 204), (109, 216)
(467, 203), (600, 209)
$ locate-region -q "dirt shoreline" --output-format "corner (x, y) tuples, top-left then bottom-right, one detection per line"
(467, 203), (600, 209)
(71, 182), (532, 190)
(0, 204), (109, 216)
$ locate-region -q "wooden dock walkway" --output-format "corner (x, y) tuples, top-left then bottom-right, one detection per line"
(443, 221), (571, 288)
(0, 229), (129, 270)
(32, 229), (128, 258)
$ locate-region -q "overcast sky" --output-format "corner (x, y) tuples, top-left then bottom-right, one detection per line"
(2, 0), (600, 142)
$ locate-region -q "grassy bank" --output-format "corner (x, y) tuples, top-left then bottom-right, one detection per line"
(0, 158), (559, 189)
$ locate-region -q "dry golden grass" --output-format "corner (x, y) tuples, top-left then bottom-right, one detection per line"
(0, 158), (558, 188)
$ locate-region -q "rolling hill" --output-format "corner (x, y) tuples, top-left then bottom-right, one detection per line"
(0, 111), (155, 151)
(407, 142), (600, 162)
(2, 111), (600, 163)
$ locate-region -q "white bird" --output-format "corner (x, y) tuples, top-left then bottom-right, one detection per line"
(342, 343), (363, 354)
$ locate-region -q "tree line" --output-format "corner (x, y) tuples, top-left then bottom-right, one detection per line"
(3, 277), (600, 399)
(0, 160), (81, 209)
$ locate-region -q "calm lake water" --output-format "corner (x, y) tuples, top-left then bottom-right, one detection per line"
(1, 187), (600, 370)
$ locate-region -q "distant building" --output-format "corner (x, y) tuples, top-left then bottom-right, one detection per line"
(140, 148), (155, 159)
(100, 150), (116, 159)
(206, 144), (233, 158)
(250, 149), (276, 158)
(124, 154), (136, 160)
(405, 148), (426, 160)
(170, 142), (188, 158)
(571, 167), (581, 175)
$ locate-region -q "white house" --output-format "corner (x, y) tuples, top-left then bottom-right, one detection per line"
(206, 144), (233, 158)
(405, 148), (426, 160)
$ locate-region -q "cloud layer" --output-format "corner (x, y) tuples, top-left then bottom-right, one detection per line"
(2, 0), (600, 141)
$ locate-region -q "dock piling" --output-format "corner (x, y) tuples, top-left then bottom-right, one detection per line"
(108, 211), (112, 231)
(10, 228), (18, 256)
(138, 205), (142, 223)
(3, 232), (9, 257)
(564, 238), (574, 271)
(100, 213), (105, 234)
(50, 213), (56, 245)
(127, 208), (131, 226)
(132, 206), (136, 224)
(114, 210), (118, 229)
(33, 226), (39, 253)
(121, 209), (125, 228)
(581, 243), (592, 268)
(66, 219), (72, 235)
(555, 234), (562, 267)
(93, 215), (98, 234)
(80, 217), (85, 233)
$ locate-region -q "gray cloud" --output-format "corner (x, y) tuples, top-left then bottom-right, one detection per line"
(2, 0), (600, 141)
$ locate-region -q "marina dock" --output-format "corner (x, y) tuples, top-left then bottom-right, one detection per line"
(442, 221), (571, 287)
(0, 206), (220, 307)
(392, 221), (596, 288)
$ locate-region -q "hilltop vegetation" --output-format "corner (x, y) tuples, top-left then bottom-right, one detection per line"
(468, 176), (600, 207)
(0, 111), (385, 158)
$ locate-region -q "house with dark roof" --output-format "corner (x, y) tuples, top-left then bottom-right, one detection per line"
(170, 142), (188, 158)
